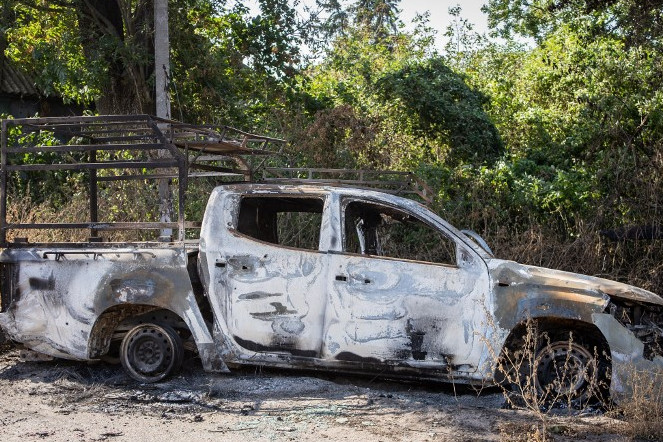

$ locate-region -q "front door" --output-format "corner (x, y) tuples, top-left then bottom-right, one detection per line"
(323, 198), (489, 372)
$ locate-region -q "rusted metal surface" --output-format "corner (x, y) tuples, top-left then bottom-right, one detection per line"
(262, 167), (435, 206)
(0, 115), (284, 245)
(2, 179), (663, 397)
(1, 116), (433, 245)
(195, 184), (663, 390)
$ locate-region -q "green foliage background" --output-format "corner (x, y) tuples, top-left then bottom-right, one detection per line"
(2, 0), (663, 290)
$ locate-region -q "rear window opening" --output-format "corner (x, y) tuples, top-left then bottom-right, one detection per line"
(236, 196), (324, 251)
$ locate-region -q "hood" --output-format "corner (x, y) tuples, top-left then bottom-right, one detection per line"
(488, 259), (663, 307)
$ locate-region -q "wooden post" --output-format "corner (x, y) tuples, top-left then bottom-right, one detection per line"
(154, 0), (171, 121)
(89, 149), (99, 241)
(0, 120), (7, 246)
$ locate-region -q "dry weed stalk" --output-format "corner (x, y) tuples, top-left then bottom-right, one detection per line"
(619, 366), (663, 440)
(484, 222), (663, 295)
(6, 192), (89, 243)
(480, 310), (608, 442)
(4, 178), (184, 243)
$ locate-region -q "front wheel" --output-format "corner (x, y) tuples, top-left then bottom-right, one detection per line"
(532, 331), (607, 405)
(120, 323), (183, 383)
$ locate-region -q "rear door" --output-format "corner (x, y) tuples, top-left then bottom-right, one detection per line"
(210, 194), (329, 357)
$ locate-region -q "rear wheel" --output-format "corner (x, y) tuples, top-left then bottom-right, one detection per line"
(120, 323), (183, 383)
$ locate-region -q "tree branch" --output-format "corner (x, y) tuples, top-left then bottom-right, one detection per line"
(81, 0), (123, 38)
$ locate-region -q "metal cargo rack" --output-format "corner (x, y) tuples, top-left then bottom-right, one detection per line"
(0, 114), (284, 246)
(262, 167), (434, 205)
(0, 115), (435, 247)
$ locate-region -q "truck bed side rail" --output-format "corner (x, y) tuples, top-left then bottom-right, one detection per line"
(1, 115), (434, 246)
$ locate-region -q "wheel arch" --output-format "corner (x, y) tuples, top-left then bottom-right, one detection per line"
(87, 304), (188, 359)
(494, 316), (611, 383)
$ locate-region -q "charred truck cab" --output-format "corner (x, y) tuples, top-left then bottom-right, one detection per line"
(0, 116), (662, 401)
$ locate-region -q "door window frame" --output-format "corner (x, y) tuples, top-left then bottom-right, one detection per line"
(230, 194), (329, 253)
(339, 197), (462, 268)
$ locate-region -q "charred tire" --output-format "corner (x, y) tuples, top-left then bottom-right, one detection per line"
(531, 330), (607, 406)
(120, 323), (183, 383)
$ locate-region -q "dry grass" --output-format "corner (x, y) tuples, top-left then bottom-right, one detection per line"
(5, 179), (183, 243)
(484, 222), (663, 295)
(480, 316), (612, 442)
(6, 192), (90, 243)
(8, 169), (663, 299)
(617, 367), (663, 440)
(498, 422), (549, 442)
(7, 169), (663, 442)
(484, 316), (663, 441)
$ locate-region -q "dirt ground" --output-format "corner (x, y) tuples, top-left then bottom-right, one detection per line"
(0, 344), (630, 442)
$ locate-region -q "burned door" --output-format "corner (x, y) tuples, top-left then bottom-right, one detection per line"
(323, 198), (490, 372)
(215, 195), (329, 357)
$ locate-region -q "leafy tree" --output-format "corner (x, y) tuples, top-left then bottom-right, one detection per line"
(352, 0), (400, 38)
(4, 1), (102, 106)
(167, 0), (303, 127)
(484, 0), (663, 45)
(6, 0), (159, 113)
(3, 0), (303, 123)
(300, 22), (500, 172)
(377, 58), (503, 165)
(315, 0), (401, 43)
(443, 5), (488, 68)
(313, 0), (350, 42)
(455, 2), (663, 234)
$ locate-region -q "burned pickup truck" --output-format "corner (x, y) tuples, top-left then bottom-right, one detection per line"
(0, 116), (662, 404)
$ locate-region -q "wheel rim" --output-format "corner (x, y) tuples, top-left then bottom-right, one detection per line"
(122, 324), (177, 382)
(534, 340), (595, 398)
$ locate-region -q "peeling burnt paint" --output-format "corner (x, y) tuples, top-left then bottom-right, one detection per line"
(250, 302), (297, 318)
(195, 184), (663, 397)
(335, 351), (380, 363)
(109, 278), (156, 301)
(490, 259), (612, 330)
(233, 335), (317, 357)
(591, 313), (663, 399)
(406, 319), (428, 360)
(196, 185), (494, 379)
(2, 183), (663, 400)
(238, 291), (280, 300)
(28, 274), (55, 290)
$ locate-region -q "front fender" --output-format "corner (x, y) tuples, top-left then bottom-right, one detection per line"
(592, 313), (663, 401)
(494, 283), (610, 331)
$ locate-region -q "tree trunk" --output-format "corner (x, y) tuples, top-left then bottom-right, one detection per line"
(77, 0), (155, 115)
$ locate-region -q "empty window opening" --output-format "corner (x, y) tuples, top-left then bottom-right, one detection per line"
(343, 201), (456, 265)
(237, 197), (324, 251)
